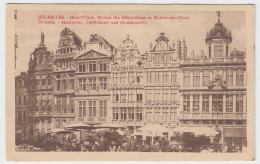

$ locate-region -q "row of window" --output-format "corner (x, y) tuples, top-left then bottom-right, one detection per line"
(183, 94), (245, 113)
(146, 107), (177, 121)
(56, 96), (74, 113)
(59, 47), (73, 55)
(112, 107), (142, 120)
(78, 100), (107, 118)
(146, 89), (177, 102)
(146, 71), (178, 83)
(78, 78), (107, 91)
(78, 61), (108, 72)
(113, 72), (142, 84)
(209, 45), (229, 58)
(183, 69), (244, 87)
(56, 79), (74, 90)
(113, 93), (143, 102)
(150, 53), (174, 64)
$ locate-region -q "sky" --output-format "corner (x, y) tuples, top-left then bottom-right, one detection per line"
(15, 10), (246, 75)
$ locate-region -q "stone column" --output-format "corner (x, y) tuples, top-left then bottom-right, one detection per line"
(233, 95), (236, 118)
(223, 94), (226, 113)
(233, 70), (236, 87)
(180, 70), (183, 87)
(243, 94), (246, 117)
(179, 94), (183, 119)
(244, 70), (247, 87)
(199, 94), (203, 115)
(190, 94), (193, 113)
(190, 71), (193, 87)
(209, 94), (212, 114)
(200, 70), (203, 87)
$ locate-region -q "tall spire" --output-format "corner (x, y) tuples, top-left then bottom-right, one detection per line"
(39, 32), (45, 47)
(216, 11), (221, 23)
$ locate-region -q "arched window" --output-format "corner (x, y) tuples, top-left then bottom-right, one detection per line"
(38, 55), (43, 64)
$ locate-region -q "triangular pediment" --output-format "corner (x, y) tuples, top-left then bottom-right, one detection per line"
(76, 49), (109, 59)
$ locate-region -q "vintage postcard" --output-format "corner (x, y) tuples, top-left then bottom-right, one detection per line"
(6, 4), (255, 161)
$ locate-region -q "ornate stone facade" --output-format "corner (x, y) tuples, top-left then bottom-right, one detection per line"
(111, 35), (145, 128)
(179, 13), (247, 148)
(52, 28), (82, 129)
(74, 34), (116, 124)
(27, 33), (54, 134)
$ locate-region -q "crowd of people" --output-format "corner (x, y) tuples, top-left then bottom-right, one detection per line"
(15, 129), (244, 153)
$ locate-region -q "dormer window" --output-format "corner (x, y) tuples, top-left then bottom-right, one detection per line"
(214, 45), (223, 57)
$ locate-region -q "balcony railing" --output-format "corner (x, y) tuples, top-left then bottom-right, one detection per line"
(181, 57), (245, 65)
(77, 117), (107, 123)
(30, 111), (52, 117)
(181, 112), (247, 119)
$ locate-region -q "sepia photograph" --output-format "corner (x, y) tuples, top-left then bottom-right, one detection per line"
(5, 4), (255, 161)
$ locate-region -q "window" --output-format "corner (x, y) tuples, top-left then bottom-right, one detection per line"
(183, 95), (190, 112)
(79, 78), (87, 91)
(212, 94), (223, 112)
(236, 95), (243, 112)
(209, 47), (211, 58)
(23, 95), (27, 105)
(120, 107), (127, 120)
(62, 96), (66, 113)
(226, 94), (233, 112)
(128, 90), (134, 101)
(193, 70), (200, 87)
(57, 80), (61, 90)
(39, 55), (43, 64)
(193, 94), (200, 112)
(136, 108), (142, 120)
(69, 79), (74, 89)
(171, 89), (177, 102)
(128, 108), (134, 120)
(154, 108), (160, 121)
(120, 94), (126, 102)
(89, 100), (96, 117)
(236, 69), (244, 86)
(23, 111), (27, 122)
(171, 71), (177, 83)
(89, 61), (96, 72)
(121, 58), (126, 66)
(62, 80), (67, 89)
(99, 100), (107, 117)
(47, 79), (52, 85)
(79, 62), (86, 72)
(136, 72), (142, 83)
(42, 79), (45, 86)
(56, 97), (61, 113)
(113, 73), (119, 83)
(202, 70), (210, 86)
(120, 73), (126, 83)
(100, 78), (107, 91)
(137, 94), (142, 102)
(202, 95), (209, 112)
(79, 101), (86, 117)
(146, 72), (152, 83)
(113, 94), (119, 101)
(100, 61), (107, 71)
(214, 45), (223, 57)
(184, 71), (191, 87)
(129, 72), (134, 83)
(18, 95), (22, 105)
(89, 78), (96, 91)
(18, 111), (22, 122)
(69, 97), (74, 113)
(226, 69), (233, 87)
(113, 108), (119, 120)
(226, 46), (229, 57)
